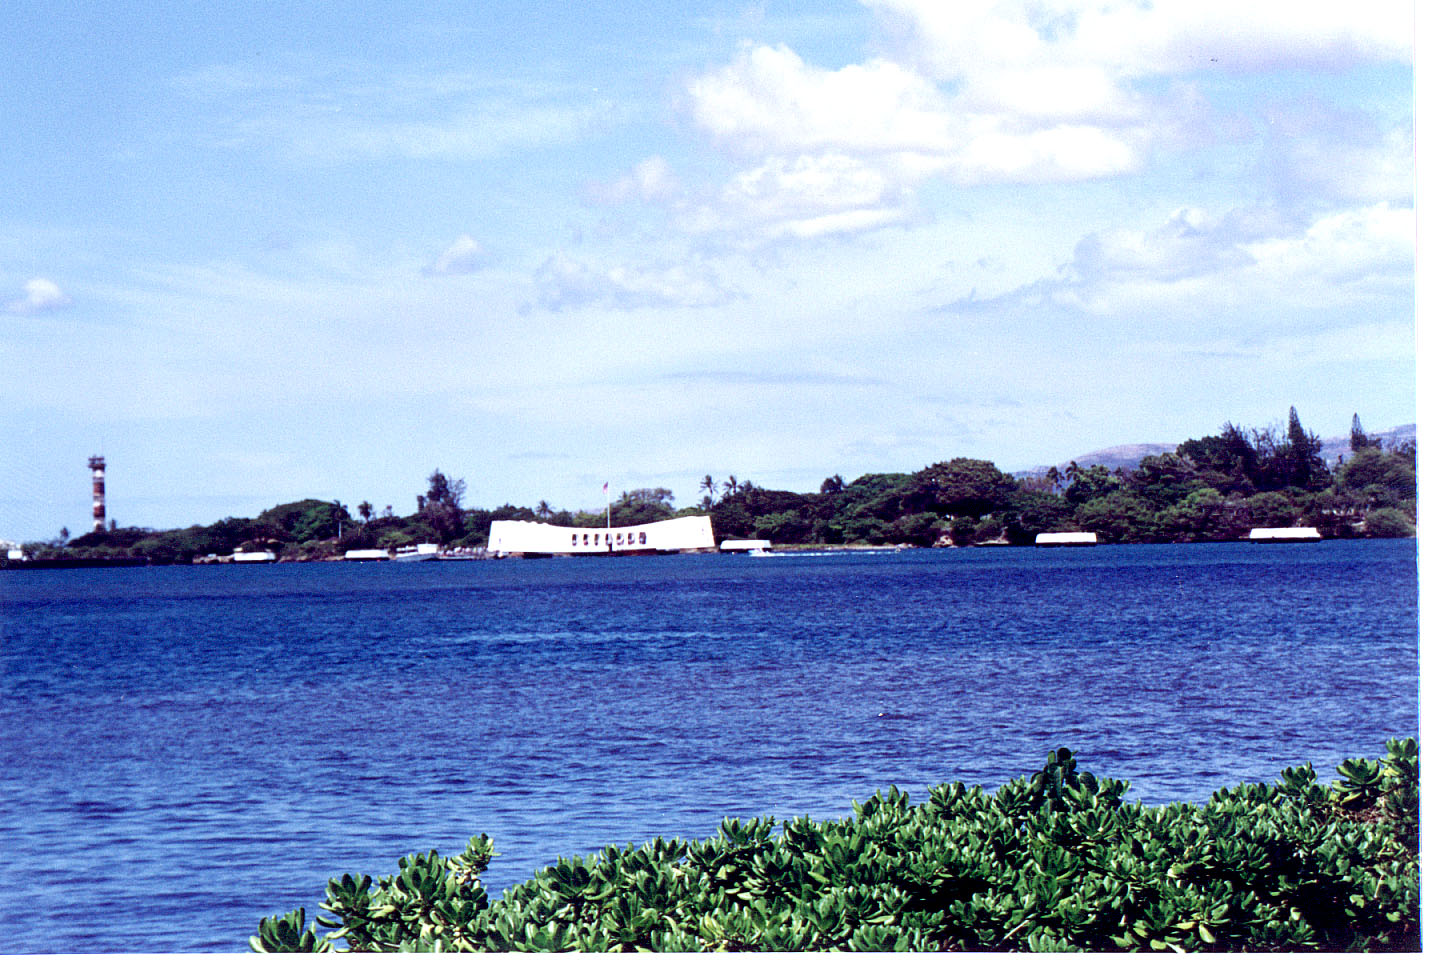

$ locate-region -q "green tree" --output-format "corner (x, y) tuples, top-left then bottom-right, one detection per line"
(610, 489), (676, 526)
(1128, 453), (1211, 508)
(1350, 413), (1373, 453)
(709, 499), (756, 540)
(289, 501), (348, 543)
(753, 509), (813, 544)
(1243, 491), (1300, 529)
(1157, 488), (1242, 542)
(1002, 490), (1073, 545)
(1062, 464), (1125, 507)
(1285, 406), (1329, 491)
(1075, 492), (1158, 543)
(904, 458), (1017, 518)
(417, 470), (466, 542)
(1335, 447), (1415, 504)
(1364, 508), (1415, 538)
(818, 473), (910, 542)
(888, 511), (946, 546)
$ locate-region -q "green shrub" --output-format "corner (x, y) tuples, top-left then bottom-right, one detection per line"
(1363, 508), (1415, 539)
(253, 740), (1419, 952)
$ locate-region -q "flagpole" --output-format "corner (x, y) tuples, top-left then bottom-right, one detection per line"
(604, 482), (610, 551)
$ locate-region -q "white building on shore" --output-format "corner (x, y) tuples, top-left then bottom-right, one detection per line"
(1248, 527), (1322, 542)
(1035, 531), (1099, 546)
(488, 515), (715, 556)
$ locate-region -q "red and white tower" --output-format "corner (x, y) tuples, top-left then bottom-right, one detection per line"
(89, 456), (106, 532)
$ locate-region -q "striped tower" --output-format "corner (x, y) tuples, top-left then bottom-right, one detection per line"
(89, 456), (106, 532)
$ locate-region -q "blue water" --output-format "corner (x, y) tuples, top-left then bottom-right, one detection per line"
(0, 541), (1418, 953)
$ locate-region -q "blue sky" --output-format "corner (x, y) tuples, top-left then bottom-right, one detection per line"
(1, 0), (1416, 542)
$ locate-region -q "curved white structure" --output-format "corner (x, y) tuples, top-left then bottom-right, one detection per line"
(1248, 527), (1321, 542)
(488, 515), (715, 556)
(1035, 532), (1098, 546)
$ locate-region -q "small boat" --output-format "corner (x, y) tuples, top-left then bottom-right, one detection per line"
(394, 543), (441, 562)
(231, 550), (278, 563)
(436, 548), (484, 561)
(344, 548), (391, 562)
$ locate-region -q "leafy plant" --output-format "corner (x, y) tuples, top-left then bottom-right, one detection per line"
(253, 741), (1419, 952)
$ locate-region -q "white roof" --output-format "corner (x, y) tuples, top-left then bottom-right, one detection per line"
(232, 550), (277, 562)
(1248, 527), (1321, 540)
(1035, 531), (1098, 545)
(719, 539), (772, 550)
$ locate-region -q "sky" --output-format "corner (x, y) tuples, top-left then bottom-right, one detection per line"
(0, 0), (1418, 542)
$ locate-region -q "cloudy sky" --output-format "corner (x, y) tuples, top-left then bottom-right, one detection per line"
(0, 0), (1416, 541)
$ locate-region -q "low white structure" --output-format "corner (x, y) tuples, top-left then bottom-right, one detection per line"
(394, 543), (441, 562)
(1035, 531), (1098, 547)
(719, 538), (772, 552)
(488, 515), (715, 556)
(232, 550), (278, 563)
(344, 548), (391, 561)
(1248, 527), (1322, 542)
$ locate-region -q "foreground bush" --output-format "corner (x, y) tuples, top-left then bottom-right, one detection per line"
(253, 740), (1418, 952)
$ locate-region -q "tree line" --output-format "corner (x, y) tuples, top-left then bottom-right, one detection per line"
(24, 408), (1415, 563)
(696, 409), (1414, 546)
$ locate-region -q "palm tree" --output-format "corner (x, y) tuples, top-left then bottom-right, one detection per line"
(536, 500), (553, 520)
(723, 475), (739, 498)
(357, 501), (374, 524)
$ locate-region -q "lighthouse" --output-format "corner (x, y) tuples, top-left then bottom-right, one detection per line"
(89, 456), (106, 532)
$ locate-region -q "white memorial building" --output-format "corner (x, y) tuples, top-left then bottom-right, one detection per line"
(487, 515), (716, 557)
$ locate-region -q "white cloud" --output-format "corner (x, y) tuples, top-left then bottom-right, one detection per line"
(589, 156), (682, 205)
(1049, 201), (1413, 319)
(685, 43), (1149, 238)
(5, 277), (71, 315)
(682, 1), (1410, 241)
(689, 153), (910, 239)
(426, 234), (487, 276)
(1268, 122), (1414, 207)
(690, 44), (957, 156)
(176, 64), (613, 163)
(864, 0), (1412, 80)
(1243, 202), (1414, 289)
(532, 254), (735, 311)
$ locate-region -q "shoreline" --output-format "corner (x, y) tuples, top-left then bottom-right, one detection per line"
(3, 534), (1413, 570)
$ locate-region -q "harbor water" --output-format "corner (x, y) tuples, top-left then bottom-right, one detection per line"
(0, 540), (1418, 952)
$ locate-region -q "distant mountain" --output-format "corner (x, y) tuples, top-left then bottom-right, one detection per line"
(1016, 443), (1176, 477)
(1316, 423), (1415, 466)
(1018, 424), (1414, 478)
(1058, 443), (1178, 472)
